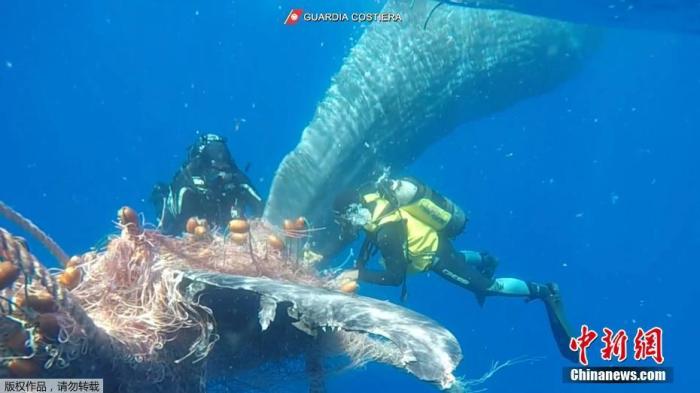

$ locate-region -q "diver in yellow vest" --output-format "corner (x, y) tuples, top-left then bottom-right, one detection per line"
(333, 176), (577, 363)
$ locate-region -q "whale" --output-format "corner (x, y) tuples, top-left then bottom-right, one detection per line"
(428, 0), (700, 35)
(264, 0), (596, 252)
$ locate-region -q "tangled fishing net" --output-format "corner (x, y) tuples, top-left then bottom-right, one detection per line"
(74, 218), (323, 361)
(2, 202), (467, 392)
(2, 202), (420, 392)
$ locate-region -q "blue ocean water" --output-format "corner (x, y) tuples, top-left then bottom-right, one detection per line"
(1, 1), (698, 392)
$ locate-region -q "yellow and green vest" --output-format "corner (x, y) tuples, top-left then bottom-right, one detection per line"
(361, 192), (443, 273)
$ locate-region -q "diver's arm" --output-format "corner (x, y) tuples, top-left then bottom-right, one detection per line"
(227, 170), (264, 217)
(239, 183), (264, 216)
(357, 222), (407, 286)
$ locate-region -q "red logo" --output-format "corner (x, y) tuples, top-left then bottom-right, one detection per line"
(284, 9), (303, 25)
(569, 324), (598, 366)
(633, 327), (665, 364)
(600, 327), (628, 362)
(569, 325), (665, 365)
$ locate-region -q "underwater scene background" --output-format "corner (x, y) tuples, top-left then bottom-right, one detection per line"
(1, 1), (698, 392)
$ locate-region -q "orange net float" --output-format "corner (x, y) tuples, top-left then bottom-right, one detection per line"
(267, 234), (285, 251)
(228, 219), (250, 234)
(0, 260), (20, 290)
(282, 217), (306, 232)
(293, 217), (306, 230)
(58, 266), (82, 290)
(185, 217), (199, 234)
(37, 313), (61, 341)
(16, 290), (57, 313)
(281, 216), (322, 239)
(66, 255), (81, 268)
(185, 217), (209, 238)
(5, 328), (31, 355)
(117, 206), (138, 226)
(193, 225), (208, 237)
(230, 232), (248, 245)
(340, 280), (359, 294)
(7, 358), (40, 378)
(118, 206), (141, 236)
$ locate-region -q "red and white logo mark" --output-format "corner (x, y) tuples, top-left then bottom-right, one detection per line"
(284, 9), (303, 25)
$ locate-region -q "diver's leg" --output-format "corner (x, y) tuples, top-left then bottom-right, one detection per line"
(432, 246), (495, 295)
(488, 276), (578, 362)
(461, 250), (533, 297)
(433, 244), (577, 362)
(434, 253), (535, 300)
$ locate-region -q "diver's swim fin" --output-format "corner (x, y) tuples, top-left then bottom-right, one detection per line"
(529, 282), (578, 363)
(542, 283), (578, 363)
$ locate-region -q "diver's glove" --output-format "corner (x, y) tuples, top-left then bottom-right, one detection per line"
(476, 252), (498, 279)
(333, 269), (360, 294)
(462, 250), (498, 279)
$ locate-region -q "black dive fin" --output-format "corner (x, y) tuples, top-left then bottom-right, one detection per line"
(543, 285), (578, 363)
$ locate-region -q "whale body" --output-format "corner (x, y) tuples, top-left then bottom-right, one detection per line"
(264, 0), (596, 251)
(432, 0), (700, 35)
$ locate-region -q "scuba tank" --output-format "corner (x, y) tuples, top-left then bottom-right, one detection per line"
(379, 177), (468, 238)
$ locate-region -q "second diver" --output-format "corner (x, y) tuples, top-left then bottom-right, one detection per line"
(333, 176), (577, 362)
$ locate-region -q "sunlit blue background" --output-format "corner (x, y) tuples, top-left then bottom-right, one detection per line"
(1, 1), (697, 392)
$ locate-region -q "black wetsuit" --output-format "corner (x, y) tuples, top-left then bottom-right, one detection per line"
(152, 137), (264, 235)
(357, 220), (495, 293)
(343, 182), (578, 363)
